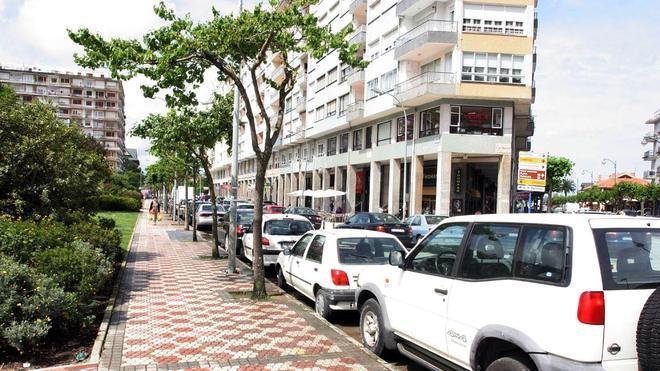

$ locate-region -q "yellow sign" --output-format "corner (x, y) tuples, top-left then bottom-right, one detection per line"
(519, 178), (546, 186)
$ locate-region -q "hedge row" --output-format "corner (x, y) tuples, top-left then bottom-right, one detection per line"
(96, 194), (141, 212)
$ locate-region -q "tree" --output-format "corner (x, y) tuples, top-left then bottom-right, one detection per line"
(0, 85), (111, 219)
(557, 178), (576, 196)
(69, 0), (366, 298)
(133, 94), (233, 256)
(546, 156), (574, 207)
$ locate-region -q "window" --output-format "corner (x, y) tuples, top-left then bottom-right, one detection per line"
(516, 226), (567, 284)
(285, 97), (293, 112)
(352, 129), (362, 150)
(327, 67), (338, 85)
(327, 137), (337, 156)
(338, 94), (349, 116)
(380, 69), (397, 92)
(459, 224), (519, 279)
(340, 65), (352, 83)
(315, 105), (325, 122)
(292, 234), (314, 256)
(316, 76), (325, 92)
(339, 133), (349, 153)
(366, 78), (379, 99)
(306, 235), (326, 263)
(396, 114), (414, 142)
(326, 99), (337, 117)
(420, 107), (440, 137)
(462, 4), (525, 35)
(377, 121), (391, 146)
(317, 143), (325, 157)
(73, 89), (82, 95)
(408, 224), (467, 276)
(462, 52), (524, 84)
(337, 237), (405, 264)
(365, 127), (373, 149)
(73, 99), (82, 105)
(450, 105), (504, 136)
(106, 92), (116, 99)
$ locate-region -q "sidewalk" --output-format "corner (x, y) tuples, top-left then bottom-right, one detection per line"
(100, 209), (389, 370)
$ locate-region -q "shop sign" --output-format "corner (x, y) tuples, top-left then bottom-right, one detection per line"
(455, 168), (462, 194)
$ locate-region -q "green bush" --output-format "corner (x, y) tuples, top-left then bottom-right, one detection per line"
(33, 241), (113, 302)
(121, 190), (143, 202)
(0, 257), (70, 352)
(97, 216), (116, 230)
(96, 194), (141, 212)
(0, 218), (69, 263)
(70, 221), (122, 263)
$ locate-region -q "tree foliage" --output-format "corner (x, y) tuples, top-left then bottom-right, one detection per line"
(546, 156), (574, 194)
(0, 85), (111, 219)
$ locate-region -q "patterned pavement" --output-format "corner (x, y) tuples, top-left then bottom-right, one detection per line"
(100, 209), (388, 370)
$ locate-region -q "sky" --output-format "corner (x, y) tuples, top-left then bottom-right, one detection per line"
(0, 0), (659, 186)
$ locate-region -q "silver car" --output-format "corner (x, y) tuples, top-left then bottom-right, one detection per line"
(404, 214), (447, 245)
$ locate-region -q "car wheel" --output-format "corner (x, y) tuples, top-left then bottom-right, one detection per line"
(414, 234), (422, 245)
(637, 288), (660, 370)
(315, 289), (333, 320)
(276, 266), (289, 290)
(360, 298), (386, 356)
(486, 355), (536, 371)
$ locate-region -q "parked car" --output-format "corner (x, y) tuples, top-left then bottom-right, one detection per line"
(404, 214), (447, 245)
(263, 200), (277, 206)
(237, 203), (254, 210)
(242, 214), (313, 267)
(195, 204), (227, 230)
(284, 206), (322, 229)
(336, 213), (412, 247)
(263, 204), (286, 214)
(276, 229), (406, 319)
(355, 213), (660, 371)
(218, 209), (255, 254)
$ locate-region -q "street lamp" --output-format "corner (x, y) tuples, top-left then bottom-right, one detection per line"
(372, 88), (410, 219)
(581, 169), (594, 185)
(602, 158), (617, 186)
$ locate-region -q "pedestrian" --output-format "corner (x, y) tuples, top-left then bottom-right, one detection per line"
(149, 199), (161, 225)
(330, 200), (335, 213)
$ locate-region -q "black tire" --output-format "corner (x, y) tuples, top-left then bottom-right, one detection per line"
(359, 298), (387, 356)
(276, 266), (289, 290)
(315, 289), (333, 320)
(486, 354), (535, 371)
(637, 288), (660, 370)
(415, 234), (422, 245)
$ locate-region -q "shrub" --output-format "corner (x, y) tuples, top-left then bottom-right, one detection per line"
(0, 218), (69, 263)
(33, 241), (113, 302)
(70, 221), (122, 263)
(97, 216), (116, 230)
(0, 257), (69, 352)
(96, 194), (141, 212)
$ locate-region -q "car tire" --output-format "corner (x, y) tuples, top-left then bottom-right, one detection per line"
(360, 298), (387, 357)
(486, 354), (536, 371)
(415, 234), (422, 245)
(315, 289), (333, 320)
(637, 288), (660, 370)
(276, 266), (289, 290)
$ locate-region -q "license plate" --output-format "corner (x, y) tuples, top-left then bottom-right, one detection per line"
(280, 242), (294, 247)
(391, 229), (404, 233)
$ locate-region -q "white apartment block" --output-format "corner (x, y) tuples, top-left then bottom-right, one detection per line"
(642, 111), (660, 183)
(211, 0), (537, 217)
(0, 65), (127, 170)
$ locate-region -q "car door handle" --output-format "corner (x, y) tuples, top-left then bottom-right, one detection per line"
(434, 288), (448, 295)
(313, 267), (318, 272)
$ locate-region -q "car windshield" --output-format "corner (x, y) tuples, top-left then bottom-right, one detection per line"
(237, 212), (254, 224)
(594, 229), (660, 289)
(290, 207), (316, 215)
(372, 213), (401, 223)
(237, 204), (254, 209)
(200, 204), (212, 212)
(264, 219), (313, 236)
(337, 238), (405, 265)
(425, 216), (445, 225)
(265, 206), (285, 213)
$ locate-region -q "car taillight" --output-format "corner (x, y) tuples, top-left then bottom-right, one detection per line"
(405, 227), (412, 235)
(331, 269), (350, 286)
(376, 226), (386, 232)
(578, 291), (605, 325)
(236, 226), (243, 234)
(261, 237), (270, 246)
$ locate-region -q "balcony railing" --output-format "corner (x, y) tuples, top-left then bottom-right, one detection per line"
(643, 150), (657, 161)
(349, 25), (367, 45)
(347, 69), (365, 85)
(346, 100), (364, 121)
(349, 0), (366, 13)
(395, 71), (456, 95)
(644, 170), (657, 179)
(394, 20), (457, 47)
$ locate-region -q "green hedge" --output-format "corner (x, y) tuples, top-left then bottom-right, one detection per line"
(96, 194), (141, 212)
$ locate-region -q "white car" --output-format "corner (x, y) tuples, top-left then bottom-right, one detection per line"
(242, 214), (313, 267)
(195, 203), (226, 230)
(404, 214), (447, 245)
(276, 229), (407, 319)
(356, 214), (660, 371)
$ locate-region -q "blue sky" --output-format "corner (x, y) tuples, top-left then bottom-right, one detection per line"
(1, 0), (659, 185)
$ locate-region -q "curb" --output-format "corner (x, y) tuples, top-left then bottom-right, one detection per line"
(88, 210), (141, 364)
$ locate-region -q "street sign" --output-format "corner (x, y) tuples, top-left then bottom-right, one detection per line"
(517, 151), (547, 192)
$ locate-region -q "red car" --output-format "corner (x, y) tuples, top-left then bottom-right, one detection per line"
(263, 204), (285, 214)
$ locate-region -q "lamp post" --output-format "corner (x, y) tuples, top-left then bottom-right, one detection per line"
(372, 88), (410, 219)
(602, 158), (617, 186)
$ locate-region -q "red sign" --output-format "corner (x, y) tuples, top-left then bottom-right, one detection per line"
(519, 169), (546, 180)
(356, 171), (365, 193)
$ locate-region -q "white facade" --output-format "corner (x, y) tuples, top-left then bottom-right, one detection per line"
(642, 111), (660, 183)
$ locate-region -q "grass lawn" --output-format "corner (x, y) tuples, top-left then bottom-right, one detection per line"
(97, 211), (139, 252)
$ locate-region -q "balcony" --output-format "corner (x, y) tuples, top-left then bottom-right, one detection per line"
(643, 150), (658, 161)
(298, 72), (307, 89)
(269, 89), (280, 107)
(396, 0), (436, 17)
(269, 64), (285, 84)
(394, 20), (457, 62)
(296, 97), (306, 113)
(349, 0), (366, 14)
(642, 132), (658, 144)
(346, 101), (364, 122)
(348, 25), (367, 47)
(347, 69), (365, 86)
(644, 170), (657, 179)
(394, 71), (456, 106)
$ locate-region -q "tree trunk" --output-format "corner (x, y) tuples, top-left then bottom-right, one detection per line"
(192, 165), (198, 242)
(184, 170), (189, 230)
(251, 156), (269, 299)
(201, 162), (220, 258)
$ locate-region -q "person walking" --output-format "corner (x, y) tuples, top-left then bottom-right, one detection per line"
(149, 199), (161, 225)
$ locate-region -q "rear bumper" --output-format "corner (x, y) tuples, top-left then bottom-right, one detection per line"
(324, 288), (357, 310)
(530, 353), (605, 371)
(262, 249), (282, 266)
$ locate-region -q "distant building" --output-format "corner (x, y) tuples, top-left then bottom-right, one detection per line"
(0, 64), (127, 170)
(126, 148), (140, 168)
(592, 172), (649, 190)
(642, 110), (660, 182)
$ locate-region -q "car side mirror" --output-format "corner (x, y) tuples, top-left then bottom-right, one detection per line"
(344, 220), (350, 224)
(283, 248), (292, 256)
(389, 251), (404, 267)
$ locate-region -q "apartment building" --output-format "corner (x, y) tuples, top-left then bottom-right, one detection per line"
(642, 110), (660, 183)
(0, 65), (127, 170)
(212, 0), (537, 217)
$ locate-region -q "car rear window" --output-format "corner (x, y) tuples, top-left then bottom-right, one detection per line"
(594, 229), (660, 290)
(200, 204), (212, 212)
(425, 216), (445, 225)
(372, 214), (401, 223)
(337, 237), (404, 265)
(266, 206), (285, 213)
(293, 207), (316, 215)
(264, 219), (313, 235)
(237, 212), (254, 224)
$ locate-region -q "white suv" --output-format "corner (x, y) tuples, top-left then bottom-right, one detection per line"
(355, 214), (660, 371)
